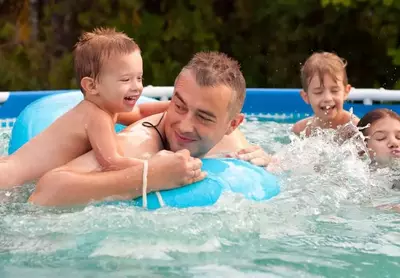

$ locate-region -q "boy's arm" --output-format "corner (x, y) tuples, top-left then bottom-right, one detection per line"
(117, 101), (170, 126)
(86, 112), (142, 170)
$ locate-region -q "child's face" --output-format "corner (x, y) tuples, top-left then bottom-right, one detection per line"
(367, 117), (400, 164)
(301, 73), (350, 123)
(95, 50), (143, 113)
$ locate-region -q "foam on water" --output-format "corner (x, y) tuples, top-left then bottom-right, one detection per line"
(0, 117), (399, 277)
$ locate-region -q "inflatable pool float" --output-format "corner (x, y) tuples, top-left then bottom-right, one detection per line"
(9, 91), (280, 209)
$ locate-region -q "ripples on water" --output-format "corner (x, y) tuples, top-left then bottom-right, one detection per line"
(0, 117), (399, 278)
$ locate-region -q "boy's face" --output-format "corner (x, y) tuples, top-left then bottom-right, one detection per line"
(300, 73), (351, 123)
(367, 117), (400, 165)
(95, 50), (143, 114)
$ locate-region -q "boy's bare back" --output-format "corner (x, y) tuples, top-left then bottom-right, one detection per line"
(0, 101), (103, 187)
(0, 28), (160, 189)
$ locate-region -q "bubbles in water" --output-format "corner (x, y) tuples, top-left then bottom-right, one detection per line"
(0, 128), (11, 155)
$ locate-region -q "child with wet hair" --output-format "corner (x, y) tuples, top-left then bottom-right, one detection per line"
(357, 108), (400, 166)
(0, 27), (169, 189)
(292, 52), (359, 137)
(357, 108), (400, 212)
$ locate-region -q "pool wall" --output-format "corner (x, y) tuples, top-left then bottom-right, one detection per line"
(1, 87), (400, 126)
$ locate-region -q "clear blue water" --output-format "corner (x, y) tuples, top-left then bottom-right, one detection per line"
(0, 117), (399, 278)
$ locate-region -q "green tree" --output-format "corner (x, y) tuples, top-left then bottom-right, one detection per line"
(0, 0), (399, 90)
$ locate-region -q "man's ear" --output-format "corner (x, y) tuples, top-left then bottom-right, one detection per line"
(300, 89), (309, 104)
(225, 113), (245, 135)
(344, 84), (352, 100)
(80, 77), (98, 96)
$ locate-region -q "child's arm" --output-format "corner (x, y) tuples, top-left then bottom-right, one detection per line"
(87, 112), (143, 171)
(117, 101), (170, 126)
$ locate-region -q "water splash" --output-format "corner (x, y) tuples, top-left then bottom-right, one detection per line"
(0, 118), (399, 277)
(271, 127), (374, 215)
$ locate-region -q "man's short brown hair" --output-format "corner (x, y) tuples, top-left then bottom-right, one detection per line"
(182, 51), (246, 117)
(73, 27), (140, 93)
(301, 52), (348, 92)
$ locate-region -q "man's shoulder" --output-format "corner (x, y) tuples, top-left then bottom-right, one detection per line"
(120, 113), (166, 138)
(117, 113), (167, 157)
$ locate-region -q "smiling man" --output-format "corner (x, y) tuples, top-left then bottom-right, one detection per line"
(29, 51), (268, 207)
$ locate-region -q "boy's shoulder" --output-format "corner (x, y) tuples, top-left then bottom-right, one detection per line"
(77, 100), (113, 120)
(292, 117), (313, 135)
(345, 110), (360, 126)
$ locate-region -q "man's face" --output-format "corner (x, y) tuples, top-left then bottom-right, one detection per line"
(164, 70), (243, 157)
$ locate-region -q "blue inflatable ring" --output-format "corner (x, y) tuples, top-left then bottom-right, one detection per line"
(9, 91), (280, 209)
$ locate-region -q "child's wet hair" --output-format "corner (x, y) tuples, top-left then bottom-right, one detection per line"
(73, 27), (140, 94)
(357, 108), (400, 137)
(300, 52), (348, 92)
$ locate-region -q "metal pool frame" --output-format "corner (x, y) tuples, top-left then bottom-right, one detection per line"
(0, 87), (400, 126)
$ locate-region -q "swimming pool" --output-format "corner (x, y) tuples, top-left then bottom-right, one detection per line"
(0, 116), (399, 278)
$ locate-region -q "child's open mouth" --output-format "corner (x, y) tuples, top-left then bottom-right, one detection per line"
(124, 96), (136, 101)
(124, 95), (138, 106)
(321, 105), (335, 114)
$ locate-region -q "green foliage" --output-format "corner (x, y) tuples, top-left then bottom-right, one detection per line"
(0, 0), (399, 91)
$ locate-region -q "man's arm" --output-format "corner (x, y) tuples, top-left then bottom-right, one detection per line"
(206, 128), (251, 156)
(207, 128), (277, 169)
(29, 150), (206, 207)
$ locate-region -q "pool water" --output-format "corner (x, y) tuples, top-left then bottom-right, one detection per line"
(0, 117), (399, 278)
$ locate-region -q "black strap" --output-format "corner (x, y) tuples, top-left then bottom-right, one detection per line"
(141, 113), (168, 149)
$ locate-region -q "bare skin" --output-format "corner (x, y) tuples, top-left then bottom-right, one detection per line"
(0, 101), (97, 188)
(292, 73), (359, 137)
(292, 111), (359, 137)
(116, 101), (169, 126)
(28, 113), (250, 207)
(28, 69), (254, 207)
(0, 51), (170, 189)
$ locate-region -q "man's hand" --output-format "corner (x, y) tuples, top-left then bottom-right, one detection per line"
(377, 203), (400, 213)
(224, 145), (274, 166)
(148, 149), (207, 191)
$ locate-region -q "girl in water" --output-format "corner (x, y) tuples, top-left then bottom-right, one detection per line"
(357, 108), (400, 212)
(357, 108), (400, 167)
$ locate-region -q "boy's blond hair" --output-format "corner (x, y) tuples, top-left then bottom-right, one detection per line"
(73, 27), (140, 94)
(301, 52), (348, 92)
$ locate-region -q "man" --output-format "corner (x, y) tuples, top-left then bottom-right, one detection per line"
(29, 51), (270, 206)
